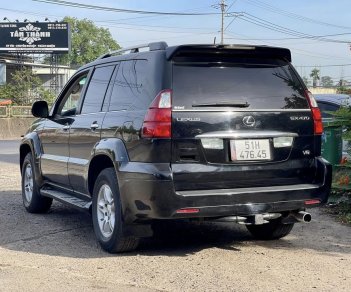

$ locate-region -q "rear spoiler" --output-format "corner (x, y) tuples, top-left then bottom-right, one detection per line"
(166, 44), (291, 62)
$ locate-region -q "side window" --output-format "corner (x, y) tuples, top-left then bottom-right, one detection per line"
(109, 60), (151, 111)
(81, 65), (115, 114)
(57, 74), (87, 116)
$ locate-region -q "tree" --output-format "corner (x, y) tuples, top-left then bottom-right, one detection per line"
(321, 76), (333, 87)
(0, 68), (54, 105)
(58, 17), (120, 66)
(310, 68), (320, 88)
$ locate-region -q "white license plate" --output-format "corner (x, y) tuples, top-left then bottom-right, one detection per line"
(230, 139), (271, 161)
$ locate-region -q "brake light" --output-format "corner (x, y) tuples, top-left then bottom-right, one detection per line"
(305, 91), (323, 135)
(141, 89), (172, 138)
(176, 208), (200, 214)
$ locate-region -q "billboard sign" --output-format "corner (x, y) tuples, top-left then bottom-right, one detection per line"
(0, 22), (70, 53)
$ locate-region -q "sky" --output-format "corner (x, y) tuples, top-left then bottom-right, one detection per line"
(1, 0), (351, 84)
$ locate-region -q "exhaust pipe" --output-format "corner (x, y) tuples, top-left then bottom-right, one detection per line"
(214, 216), (248, 223)
(213, 213), (281, 225)
(290, 211), (312, 223)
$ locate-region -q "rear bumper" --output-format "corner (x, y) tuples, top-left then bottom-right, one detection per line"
(117, 157), (332, 223)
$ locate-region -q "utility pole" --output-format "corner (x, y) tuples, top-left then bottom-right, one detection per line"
(212, 0), (228, 45)
(220, 0), (227, 45)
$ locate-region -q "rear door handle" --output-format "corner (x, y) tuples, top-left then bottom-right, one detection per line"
(90, 122), (99, 130)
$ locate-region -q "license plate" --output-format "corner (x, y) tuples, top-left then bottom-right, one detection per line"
(230, 139), (271, 161)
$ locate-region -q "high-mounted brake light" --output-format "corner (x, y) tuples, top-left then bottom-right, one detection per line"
(305, 90), (323, 135)
(141, 89), (172, 138)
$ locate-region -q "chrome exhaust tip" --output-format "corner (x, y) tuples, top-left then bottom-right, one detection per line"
(291, 211), (312, 223)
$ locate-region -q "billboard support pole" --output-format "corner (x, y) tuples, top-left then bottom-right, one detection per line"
(50, 53), (59, 95)
(16, 52), (24, 70)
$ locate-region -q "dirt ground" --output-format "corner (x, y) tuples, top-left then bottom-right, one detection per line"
(0, 158), (350, 292)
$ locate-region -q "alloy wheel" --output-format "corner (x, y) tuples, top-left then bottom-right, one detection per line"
(96, 184), (115, 238)
(24, 164), (33, 203)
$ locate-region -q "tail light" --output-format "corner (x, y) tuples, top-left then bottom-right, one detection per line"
(305, 91), (323, 135)
(141, 89), (172, 138)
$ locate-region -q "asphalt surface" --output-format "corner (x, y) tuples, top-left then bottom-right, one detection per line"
(0, 140), (20, 165)
(0, 140), (350, 291)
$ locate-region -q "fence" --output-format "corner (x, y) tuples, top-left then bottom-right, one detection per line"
(0, 106), (33, 118)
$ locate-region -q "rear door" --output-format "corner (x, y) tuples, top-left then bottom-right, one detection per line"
(171, 57), (316, 191)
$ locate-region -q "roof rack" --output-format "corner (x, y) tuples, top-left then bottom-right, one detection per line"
(98, 41), (168, 59)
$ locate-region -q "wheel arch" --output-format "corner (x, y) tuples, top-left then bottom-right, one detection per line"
(88, 154), (115, 196)
(87, 138), (129, 196)
(19, 133), (43, 186)
(20, 143), (32, 171)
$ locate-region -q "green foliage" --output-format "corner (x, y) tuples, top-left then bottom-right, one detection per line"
(332, 106), (351, 123)
(0, 68), (55, 105)
(336, 81), (351, 94)
(38, 87), (56, 105)
(0, 84), (13, 100)
(320, 76), (333, 87)
(58, 17), (120, 66)
(332, 108), (351, 168)
(310, 68), (320, 88)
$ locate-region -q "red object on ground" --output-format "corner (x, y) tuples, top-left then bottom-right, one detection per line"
(0, 99), (12, 106)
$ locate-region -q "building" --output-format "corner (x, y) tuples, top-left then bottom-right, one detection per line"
(0, 54), (75, 93)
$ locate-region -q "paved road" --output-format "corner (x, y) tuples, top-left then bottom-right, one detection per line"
(0, 140), (20, 164)
(0, 146), (350, 291)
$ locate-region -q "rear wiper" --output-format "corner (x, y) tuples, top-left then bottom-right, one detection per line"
(192, 101), (250, 108)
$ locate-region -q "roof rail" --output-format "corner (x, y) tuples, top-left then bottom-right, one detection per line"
(98, 41), (168, 59)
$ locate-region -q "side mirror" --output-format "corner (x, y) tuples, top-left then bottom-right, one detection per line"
(31, 100), (49, 118)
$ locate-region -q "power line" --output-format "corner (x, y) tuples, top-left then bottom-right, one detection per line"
(242, 13), (347, 42)
(224, 31), (351, 61)
(226, 1), (237, 12)
(0, 5), (213, 25)
(95, 21), (214, 31)
(224, 32), (351, 41)
(296, 64), (351, 68)
(0, 6), (64, 18)
(240, 13), (314, 38)
(33, 0), (220, 16)
(237, 13), (351, 43)
(5, 3), (350, 45)
(242, 0), (351, 30)
(98, 23), (217, 35)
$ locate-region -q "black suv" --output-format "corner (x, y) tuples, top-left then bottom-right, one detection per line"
(20, 42), (332, 253)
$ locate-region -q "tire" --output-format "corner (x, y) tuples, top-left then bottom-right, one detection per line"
(21, 152), (52, 213)
(246, 218), (294, 240)
(92, 168), (139, 253)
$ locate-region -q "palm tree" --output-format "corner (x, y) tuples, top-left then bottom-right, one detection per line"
(310, 68), (320, 88)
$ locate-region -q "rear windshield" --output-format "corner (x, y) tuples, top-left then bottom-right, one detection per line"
(172, 59), (308, 110)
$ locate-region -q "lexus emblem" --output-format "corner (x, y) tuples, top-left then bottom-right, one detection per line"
(242, 116), (255, 127)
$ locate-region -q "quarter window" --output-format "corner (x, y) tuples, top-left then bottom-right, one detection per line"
(109, 60), (151, 111)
